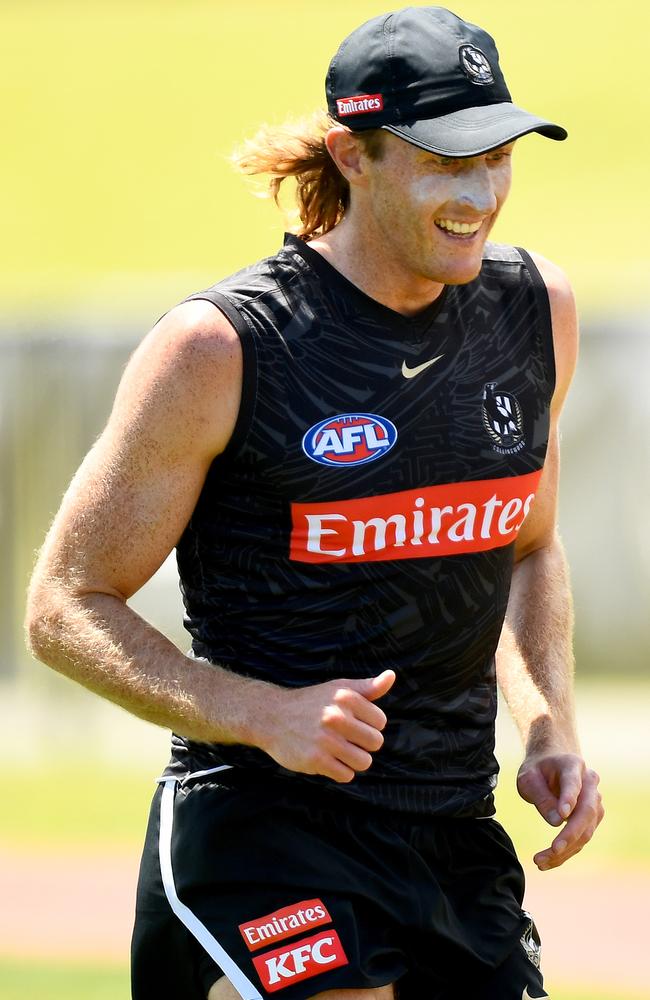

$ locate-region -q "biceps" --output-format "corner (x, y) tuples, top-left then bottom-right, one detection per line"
(37, 428), (210, 601)
(515, 428), (560, 559)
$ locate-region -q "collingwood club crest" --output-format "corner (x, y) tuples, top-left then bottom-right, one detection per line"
(520, 912), (542, 969)
(459, 44), (494, 85)
(482, 382), (525, 454)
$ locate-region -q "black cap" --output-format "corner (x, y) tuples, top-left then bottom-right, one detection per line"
(326, 6), (567, 157)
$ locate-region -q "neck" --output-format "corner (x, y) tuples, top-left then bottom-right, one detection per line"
(307, 214), (445, 317)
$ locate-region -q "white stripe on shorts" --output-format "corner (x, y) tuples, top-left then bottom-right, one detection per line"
(155, 764), (234, 785)
(158, 777), (263, 1000)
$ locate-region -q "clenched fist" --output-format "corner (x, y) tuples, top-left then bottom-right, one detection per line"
(259, 670), (396, 783)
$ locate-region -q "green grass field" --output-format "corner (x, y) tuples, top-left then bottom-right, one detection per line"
(0, 960), (646, 1000)
(2, 758), (646, 870)
(2, 0), (649, 324)
(2, 4), (648, 996)
(1, 748), (646, 997)
(0, 961), (127, 1000)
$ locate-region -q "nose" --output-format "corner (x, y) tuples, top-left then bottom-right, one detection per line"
(454, 162), (499, 217)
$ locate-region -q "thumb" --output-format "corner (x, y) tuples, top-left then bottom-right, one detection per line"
(354, 669), (396, 701)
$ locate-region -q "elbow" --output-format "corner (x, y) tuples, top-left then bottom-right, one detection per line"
(24, 575), (68, 666)
(24, 582), (53, 663)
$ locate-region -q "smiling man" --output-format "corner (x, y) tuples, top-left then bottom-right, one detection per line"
(26, 7), (603, 1000)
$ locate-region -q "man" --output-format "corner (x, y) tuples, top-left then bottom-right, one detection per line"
(26, 7), (603, 1000)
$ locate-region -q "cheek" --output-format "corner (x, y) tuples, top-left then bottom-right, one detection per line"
(495, 166), (513, 204)
(409, 176), (449, 210)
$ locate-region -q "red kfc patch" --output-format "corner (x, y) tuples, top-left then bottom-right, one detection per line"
(252, 930), (348, 992)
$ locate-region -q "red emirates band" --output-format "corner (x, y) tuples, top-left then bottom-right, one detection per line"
(290, 470), (542, 563)
(336, 93), (384, 116)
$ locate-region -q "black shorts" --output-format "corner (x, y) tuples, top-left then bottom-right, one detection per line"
(131, 771), (548, 1000)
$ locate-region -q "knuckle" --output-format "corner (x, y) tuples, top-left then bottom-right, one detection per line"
(333, 687), (355, 708)
(578, 825), (595, 847)
(304, 755), (321, 775)
(321, 705), (345, 728)
(309, 749), (327, 772)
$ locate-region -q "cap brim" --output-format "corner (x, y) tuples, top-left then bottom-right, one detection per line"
(382, 102), (567, 157)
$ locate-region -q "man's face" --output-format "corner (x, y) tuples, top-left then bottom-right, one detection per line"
(359, 132), (514, 287)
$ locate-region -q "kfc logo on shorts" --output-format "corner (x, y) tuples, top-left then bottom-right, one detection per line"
(252, 930), (348, 992)
(302, 413), (398, 467)
(239, 898), (332, 952)
(336, 93), (384, 116)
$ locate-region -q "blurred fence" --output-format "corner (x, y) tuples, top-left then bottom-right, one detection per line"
(1, 315), (649, 684)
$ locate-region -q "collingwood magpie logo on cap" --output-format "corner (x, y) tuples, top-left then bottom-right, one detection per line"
(459, 44), (494, 85)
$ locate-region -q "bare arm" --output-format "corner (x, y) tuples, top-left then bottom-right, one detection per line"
(496, 253), (604, 869)
(26, 301), (392, 781)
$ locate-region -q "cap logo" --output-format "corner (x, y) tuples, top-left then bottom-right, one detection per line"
(459, 45), (494, 85)
(336, 94), (384, 117)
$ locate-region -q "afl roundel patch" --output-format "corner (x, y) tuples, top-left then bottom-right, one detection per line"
(302, 413), (398, 467)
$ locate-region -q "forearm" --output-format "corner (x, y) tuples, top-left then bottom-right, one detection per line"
(498, 532), (579, 755)
(25, 585), (271, 746)
(25, 583), (395, 784)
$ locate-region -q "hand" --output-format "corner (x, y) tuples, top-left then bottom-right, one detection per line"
(259, 670), (396, 783)
(516, 752), (604, 870)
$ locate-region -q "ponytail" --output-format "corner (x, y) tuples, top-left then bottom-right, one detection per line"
(232, 111), (384, 240)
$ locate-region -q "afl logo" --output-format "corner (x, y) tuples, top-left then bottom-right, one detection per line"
(459, 44), (494, 86)
(302, 413), (398, 467)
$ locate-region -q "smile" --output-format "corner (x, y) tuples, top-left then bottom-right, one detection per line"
(434, 218), (482, 236)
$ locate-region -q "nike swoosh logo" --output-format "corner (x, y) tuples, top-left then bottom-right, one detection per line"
(522, 989), (550, 999)
(401, 354), (444, 379)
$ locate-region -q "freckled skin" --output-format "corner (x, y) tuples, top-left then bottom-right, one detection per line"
(25, 124), (602, 879)
(363, 137), (513, 285)
(316, 131), (513, 316)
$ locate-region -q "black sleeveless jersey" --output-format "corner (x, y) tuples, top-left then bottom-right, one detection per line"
(165, 235), (555, 817)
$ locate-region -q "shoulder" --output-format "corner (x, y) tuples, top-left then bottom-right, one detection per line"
(112, 298), (243, 461)
(145, 298), (242, 374)
(526, 250), (579, 414)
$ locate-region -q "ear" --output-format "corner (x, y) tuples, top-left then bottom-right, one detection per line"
(325, 126), (367, 187)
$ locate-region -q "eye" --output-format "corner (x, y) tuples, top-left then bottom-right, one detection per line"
(487, 149), (513, 163)
(432, 155), (462, 169)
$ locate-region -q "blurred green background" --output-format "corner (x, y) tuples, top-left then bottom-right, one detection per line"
(1, 1), (648, 997)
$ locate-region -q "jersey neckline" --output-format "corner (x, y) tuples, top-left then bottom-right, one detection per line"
(282, 233), (450, 333)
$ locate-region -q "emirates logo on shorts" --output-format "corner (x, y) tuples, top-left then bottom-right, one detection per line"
(239, 899), (331, 952)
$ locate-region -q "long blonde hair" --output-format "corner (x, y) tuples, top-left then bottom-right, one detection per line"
(232, 111), (384, 240)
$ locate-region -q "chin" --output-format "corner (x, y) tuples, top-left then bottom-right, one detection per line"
(435, 259), (483, 286)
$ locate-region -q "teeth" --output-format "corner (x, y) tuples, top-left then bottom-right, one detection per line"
(435, 219), (482, 234)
